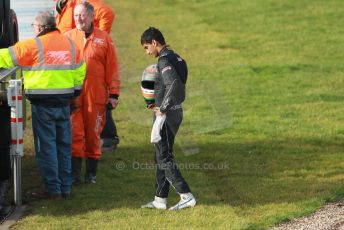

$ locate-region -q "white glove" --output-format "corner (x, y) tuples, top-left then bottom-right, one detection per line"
(151, 114), (166, 143)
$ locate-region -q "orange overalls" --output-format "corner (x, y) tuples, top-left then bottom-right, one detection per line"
(65, 28), (120, 160)
(56, 0), (115, 33)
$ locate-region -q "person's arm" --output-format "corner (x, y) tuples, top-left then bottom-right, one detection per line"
(73, 60), (86, 97)
(105, 36), (120, 108)
(55, 0), (76, 33)
(0, 48), (15, 68)
(158, 56), (185, 113)
(0, 39), (36, 68)
(95, 3), (115, 33)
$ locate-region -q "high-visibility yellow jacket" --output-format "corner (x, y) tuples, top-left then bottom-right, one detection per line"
(0, 30), (86, 100)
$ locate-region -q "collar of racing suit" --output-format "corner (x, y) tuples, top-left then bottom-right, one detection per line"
(158, 46), (171, 57)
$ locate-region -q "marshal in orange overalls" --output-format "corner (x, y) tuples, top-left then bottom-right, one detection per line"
(65, 27), (120, 160)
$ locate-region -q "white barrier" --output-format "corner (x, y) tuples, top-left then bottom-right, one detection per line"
(7, 78), (23, 206)
(0, 66), (24, 206)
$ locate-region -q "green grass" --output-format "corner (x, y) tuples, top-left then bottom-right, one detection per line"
(11, 0), (344, 229)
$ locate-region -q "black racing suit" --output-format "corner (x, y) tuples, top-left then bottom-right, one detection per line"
(154, 47), (191, 198)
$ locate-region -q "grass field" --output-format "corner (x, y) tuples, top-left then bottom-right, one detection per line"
(11, 0), (344, 229)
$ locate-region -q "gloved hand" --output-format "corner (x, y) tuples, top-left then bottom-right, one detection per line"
(55, 0), (68, 14)
(146, 100), (155, 109)
(108, 98), (119, 109)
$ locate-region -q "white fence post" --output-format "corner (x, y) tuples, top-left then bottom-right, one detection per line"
(5, 68), (24, 206)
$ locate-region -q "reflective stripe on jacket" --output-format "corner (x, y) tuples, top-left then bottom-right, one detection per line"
(0, 30), (86, 97)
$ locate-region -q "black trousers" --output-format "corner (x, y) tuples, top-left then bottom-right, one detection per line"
(100, 106), (117, 139)
(0, 104), (11, 181)
(154, 109), (191, 198)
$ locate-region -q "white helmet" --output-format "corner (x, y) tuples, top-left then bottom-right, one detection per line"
(141, 64), (157, 107)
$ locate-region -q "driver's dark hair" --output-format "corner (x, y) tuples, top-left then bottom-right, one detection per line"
(140, 27), (166, 45)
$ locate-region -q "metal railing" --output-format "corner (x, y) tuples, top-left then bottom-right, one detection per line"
(0, 66), (24, 206)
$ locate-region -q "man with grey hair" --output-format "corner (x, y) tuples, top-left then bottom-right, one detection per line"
(34, 11), (56, 30)
(54, 0), (119, 152)
(0, 11), (86, 199)
(65, 2), (120, 184)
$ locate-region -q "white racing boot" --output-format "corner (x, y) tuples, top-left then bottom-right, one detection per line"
(141, 196), (167, 210)
(169, 193), (196, 211)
